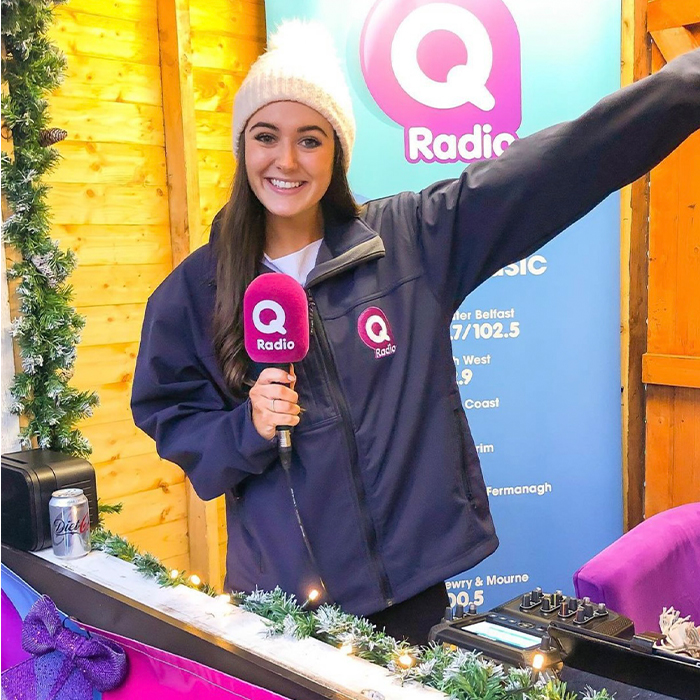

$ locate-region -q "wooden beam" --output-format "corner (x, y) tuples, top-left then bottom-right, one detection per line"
(650, 25), (699, 63)
(643, 354), (700, 389)
(157, 0), (201, 267)
(620, 0), (650, 531)
(647, 0), (700, 33)
(156, 0), (220, 587)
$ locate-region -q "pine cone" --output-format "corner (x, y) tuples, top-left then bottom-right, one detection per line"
(39, 128), (68, 147)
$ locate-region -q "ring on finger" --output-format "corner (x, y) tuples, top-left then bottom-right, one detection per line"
(271, 398), (277, 413)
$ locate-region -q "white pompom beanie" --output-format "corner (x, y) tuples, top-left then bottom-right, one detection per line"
(232, 20), (356, 170)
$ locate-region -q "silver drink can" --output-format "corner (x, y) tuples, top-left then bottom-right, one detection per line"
(49, 488), (91, 558)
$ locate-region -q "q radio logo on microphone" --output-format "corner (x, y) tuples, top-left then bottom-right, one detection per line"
(252, 299), (296, 352)
(358, 307), (397, 359)
(360, 0), (521, 164)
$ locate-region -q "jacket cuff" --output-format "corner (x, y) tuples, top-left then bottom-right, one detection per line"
(238, 398), (278, 467)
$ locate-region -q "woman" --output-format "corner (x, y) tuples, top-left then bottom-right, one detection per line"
(132, 21), (700, 644)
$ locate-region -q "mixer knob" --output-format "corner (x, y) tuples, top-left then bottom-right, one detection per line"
(575, 605), (587, 623)
(552, 590), (563, 606)
(444, 606), (454, 621)
(539, 633), (553, 652)
(541, 595), (552, 613)
(558, 599), (571, 617)
(596, 603), (608, 615)
(584, 603), (594, 618)
(532, 587), (543, 604)
(583, 597), (591, 605)
(568, 597), (579, 609)
(521, 592), (532, 608)
(467, 603), (478, 615)
(454, 603), (464, 618)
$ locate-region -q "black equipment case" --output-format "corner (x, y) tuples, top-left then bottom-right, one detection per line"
(1, 449), (97, 551)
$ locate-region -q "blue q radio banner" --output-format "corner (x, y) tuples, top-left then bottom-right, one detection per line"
(265, 0), (623, 610)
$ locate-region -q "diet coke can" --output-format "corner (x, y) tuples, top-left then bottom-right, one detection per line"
(49, 488), (91, 559)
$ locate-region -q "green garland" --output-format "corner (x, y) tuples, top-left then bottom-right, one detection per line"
(92, 505), (612, 700)
(1, 0), (98, 457)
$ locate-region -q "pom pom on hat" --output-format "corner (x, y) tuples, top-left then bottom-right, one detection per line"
(232, 20), (356, 170)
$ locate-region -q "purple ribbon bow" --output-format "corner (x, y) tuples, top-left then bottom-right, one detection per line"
(2, 595), (127, 699)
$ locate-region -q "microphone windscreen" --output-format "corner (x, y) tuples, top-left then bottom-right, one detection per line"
(243, 273), (310, 363)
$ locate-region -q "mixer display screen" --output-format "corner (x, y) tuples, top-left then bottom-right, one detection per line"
(461, 621), (540, 650)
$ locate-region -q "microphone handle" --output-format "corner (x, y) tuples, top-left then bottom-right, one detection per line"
(268, 363), (293, 470)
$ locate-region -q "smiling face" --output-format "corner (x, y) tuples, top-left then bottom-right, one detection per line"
(244, 101), (336, 233)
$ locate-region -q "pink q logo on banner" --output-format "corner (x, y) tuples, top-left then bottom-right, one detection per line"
(360, 0), (521, 164)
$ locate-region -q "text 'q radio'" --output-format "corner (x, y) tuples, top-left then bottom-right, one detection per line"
(360, 0), (522, 164)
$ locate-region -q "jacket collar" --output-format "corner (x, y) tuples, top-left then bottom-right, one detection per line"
(305, 213), (385, 288)
(208, 208), (386, 286)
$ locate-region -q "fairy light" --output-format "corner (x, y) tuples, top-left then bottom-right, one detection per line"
(217, 594), (231, 605)
(302, 588), (321, 609)
(532, 653), (545, 670)
(397, 653), (415, 669)
(169, 569), (179, 579)
(339, 643), (353, 655)
(189, 574), (201, 587)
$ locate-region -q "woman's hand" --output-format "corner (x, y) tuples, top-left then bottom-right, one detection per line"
(249, 366), (301, 440)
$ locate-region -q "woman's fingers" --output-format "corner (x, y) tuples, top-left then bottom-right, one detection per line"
(250, 366), (301, 439)
(256, 367), (294, 385)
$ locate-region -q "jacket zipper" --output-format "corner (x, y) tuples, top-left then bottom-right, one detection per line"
(307, 290), (394, 607)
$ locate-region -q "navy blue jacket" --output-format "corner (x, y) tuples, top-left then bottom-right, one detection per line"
(132, 51), (700, 616)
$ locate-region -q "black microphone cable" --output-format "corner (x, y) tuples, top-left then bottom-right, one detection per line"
(269, 364), (329, 604)
(280, 461), (330, 606)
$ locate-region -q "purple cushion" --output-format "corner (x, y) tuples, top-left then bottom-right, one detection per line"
(573, 503), (700, 633)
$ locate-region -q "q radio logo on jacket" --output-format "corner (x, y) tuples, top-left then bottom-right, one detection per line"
(360, 0), (522, 164)
(358, 307), (397, 359)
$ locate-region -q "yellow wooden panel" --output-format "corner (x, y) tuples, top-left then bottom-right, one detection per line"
(81, 418), (154, 463)
(49, 143), (167, 186)
(74, 342), (140, 387)
(50, 10), (160, 65)
(96, 452), (185, 500)
(195, 109), (231, 151)
(80, 381), (133, 427)
(190, 0), (265, 36)
(70, 263), (169, 307)
(197, 148), (235, 188)
(162, 552), (190, 573)
(193, 68), (243, 114)
(646, 386), (700, 516)
(53, 224), (172, 266)
(191, 31), (262, 72)
(50, 96), (165, 147)
(119, 520), (190, 561)
(77, 304), (146, 346)
(199, 186), (229, 232)
(54, 55), (163, 106)
(47, 183), (168, 226)
(102, 483), (187, 532)
(64, 0), (158, 23)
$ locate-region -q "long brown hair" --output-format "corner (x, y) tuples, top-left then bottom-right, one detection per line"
(213, 132), (359, 398)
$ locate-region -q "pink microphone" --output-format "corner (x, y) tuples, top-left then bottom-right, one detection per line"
(243, 273), (309, 364)
(243, 273), (309, 470)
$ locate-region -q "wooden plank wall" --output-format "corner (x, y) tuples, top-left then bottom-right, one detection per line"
(0, 0), (267, 583)
(31, 0), (190, 572)
(642, 5), (700, 516)
(4, 0), (264, 576)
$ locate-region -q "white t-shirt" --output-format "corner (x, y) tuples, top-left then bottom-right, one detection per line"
(263, 239), (323, 286)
